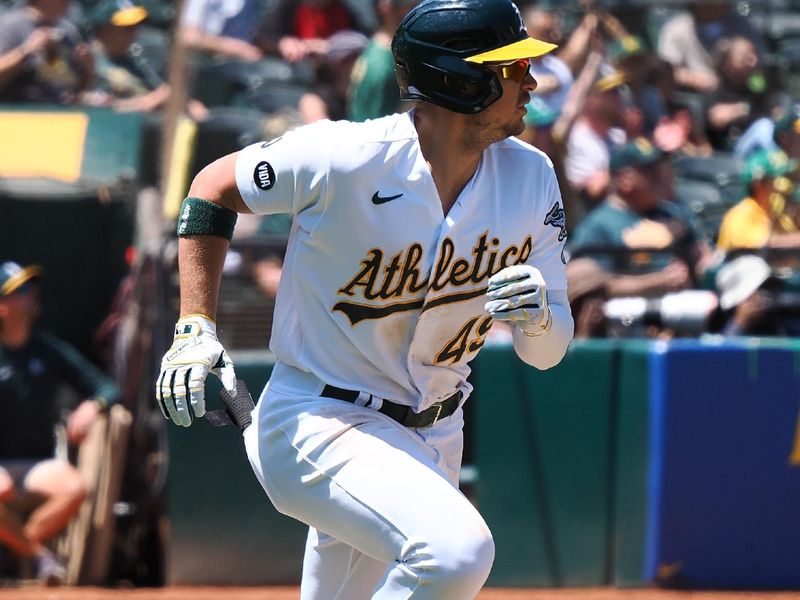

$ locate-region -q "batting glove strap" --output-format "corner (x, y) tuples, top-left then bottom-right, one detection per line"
(173, 313), (218, 340)
(518, 307), (553, 337)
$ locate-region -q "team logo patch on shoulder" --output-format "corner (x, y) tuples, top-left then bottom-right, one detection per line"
(254, 161), (276, 190)
(544, 201), (567, 242)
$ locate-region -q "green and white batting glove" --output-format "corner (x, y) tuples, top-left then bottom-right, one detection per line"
(485, 264), (552, 337)
(156, 314), (237, 427)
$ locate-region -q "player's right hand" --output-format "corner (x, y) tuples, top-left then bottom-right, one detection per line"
(156, 314), (237, 427)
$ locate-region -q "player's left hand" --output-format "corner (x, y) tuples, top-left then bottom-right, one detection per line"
(156, 314), (237, 427)
(485, 265), (552, 336)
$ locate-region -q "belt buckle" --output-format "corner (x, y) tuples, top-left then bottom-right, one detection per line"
(430, 403), (443, 426)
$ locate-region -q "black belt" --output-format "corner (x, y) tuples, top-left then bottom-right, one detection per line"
(321, 385), (462, 428)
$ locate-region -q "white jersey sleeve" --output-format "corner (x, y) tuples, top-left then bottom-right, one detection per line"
(234, 122), (334, 227)
(527, 159), (568, 291)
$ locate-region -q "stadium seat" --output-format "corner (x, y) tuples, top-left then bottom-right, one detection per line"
(673, 178), (729, 242)
(251, 56), (316, 86)
(671, 151), (744, 205)
(188, 107), (266, 180)
(246, 83), (309, 114)
(761, 10), (800, 41)
(191, 57), (315, 108)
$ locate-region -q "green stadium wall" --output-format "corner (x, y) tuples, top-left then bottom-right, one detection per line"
(164, 340), (800, 588)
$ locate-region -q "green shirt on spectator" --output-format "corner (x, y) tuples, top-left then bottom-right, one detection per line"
(348, 39), (402, 122)
(569, 198), (701, 273)
(91, 40), (163, 99)
(0, 331), (120, 459)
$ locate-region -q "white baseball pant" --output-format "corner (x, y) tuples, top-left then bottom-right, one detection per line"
(243, 362), (494, 599)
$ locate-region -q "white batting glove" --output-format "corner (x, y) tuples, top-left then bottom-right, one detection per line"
(485, 265), (552, 337)
(156, 314), (237, 427)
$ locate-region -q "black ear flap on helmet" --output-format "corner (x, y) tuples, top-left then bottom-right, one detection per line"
(394, 49), (502, 114)
(391, 0), (550, 114)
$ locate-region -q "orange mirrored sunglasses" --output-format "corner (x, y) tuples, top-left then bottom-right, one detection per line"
(487, 58), (531, 83)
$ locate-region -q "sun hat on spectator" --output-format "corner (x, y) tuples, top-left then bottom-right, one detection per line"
(88, 0), (148, 28)
(715, 254), (771, 310)
(594, 70), (627, 93)
(0, 261), (42, 297)
(741, 148), (796, 187)
(609, 137), (663, 173)
(608, 35), (646, 62)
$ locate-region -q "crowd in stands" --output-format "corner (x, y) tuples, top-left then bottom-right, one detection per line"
(1, 0), (800, 587)
(2, 0), (800, 347)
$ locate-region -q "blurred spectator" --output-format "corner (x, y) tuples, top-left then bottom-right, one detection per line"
(523, 4), (598, 114)
(0, 0), (94, 104)
(656, 0), (764, 93)
(519, 52), (602, 228)
(564, 71), (627, 210)
(567, 257), (719, 340)
(568, 138), (708, 296)
(704, 36), (779, 152)
(735, 104), (800, 163)
(178, 0), (264, 63)
(773, 108), (800, 164)
(87, 0), (208, 119)
(299, 29), (367, 122)
(347, 0), (418, 122)
(0, 262), (120, 586)
(257, 0), (370, 64)
(717, 149), (800, 250)
(536, 48), (605, 227)
(566, 257), (608, 339)
(647, 55), (711, 157)
(598, 11), (699, 155)
(607, 35), (667, 136)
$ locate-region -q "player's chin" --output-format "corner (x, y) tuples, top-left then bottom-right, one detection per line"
(507, 116), (526, 138)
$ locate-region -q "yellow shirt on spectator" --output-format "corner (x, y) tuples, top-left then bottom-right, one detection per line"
(717, 197), (797, 250)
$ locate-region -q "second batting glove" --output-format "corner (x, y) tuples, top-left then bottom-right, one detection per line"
(156, 314), (237, 427)
(485, 264), (552, 337)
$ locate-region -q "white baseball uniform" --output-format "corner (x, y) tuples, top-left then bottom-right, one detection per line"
(235, 110), (571, 599)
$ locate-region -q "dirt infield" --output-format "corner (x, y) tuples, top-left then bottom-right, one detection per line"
(1, 587), (800, 600)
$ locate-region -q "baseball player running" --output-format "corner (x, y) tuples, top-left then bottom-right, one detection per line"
(157, 0), (574, 597)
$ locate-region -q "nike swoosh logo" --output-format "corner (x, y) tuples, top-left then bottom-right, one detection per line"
(372, 191), (403, 205)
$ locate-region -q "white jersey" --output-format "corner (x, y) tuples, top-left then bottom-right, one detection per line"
(235, 111), (568, 411)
